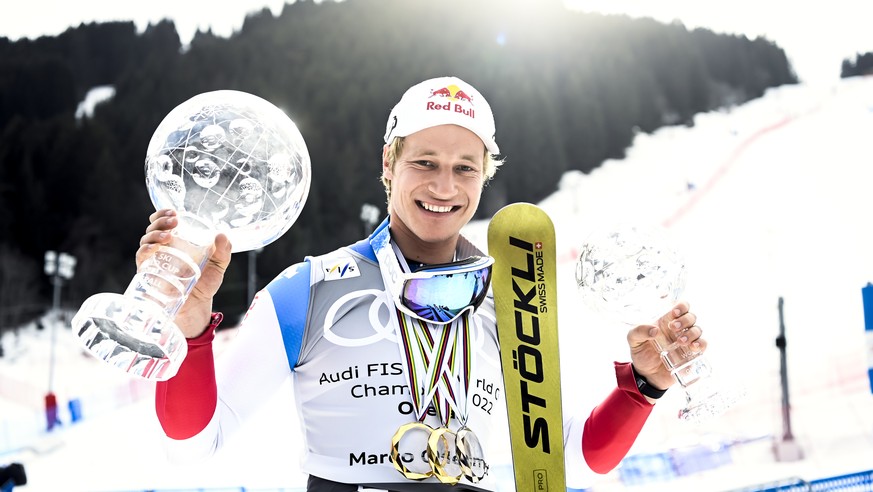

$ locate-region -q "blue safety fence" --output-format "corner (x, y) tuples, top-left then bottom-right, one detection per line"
(730, 469), (873, 491)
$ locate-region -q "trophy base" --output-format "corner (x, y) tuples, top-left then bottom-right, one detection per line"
(72, 293), (188, 381)
(677, 382), (745, 424)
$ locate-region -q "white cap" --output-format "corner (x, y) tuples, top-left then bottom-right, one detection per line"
(383, 76), (499, 154)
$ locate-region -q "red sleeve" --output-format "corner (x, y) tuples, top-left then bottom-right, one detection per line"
(154, 313), (222, 440)
(581, 361), (654, 474)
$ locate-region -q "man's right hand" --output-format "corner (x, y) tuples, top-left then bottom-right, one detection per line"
(137, 209), (233, 338)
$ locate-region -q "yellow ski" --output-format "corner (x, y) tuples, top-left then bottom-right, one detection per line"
(488, 203), (565, 492)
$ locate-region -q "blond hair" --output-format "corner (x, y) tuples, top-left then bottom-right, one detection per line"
(381, 136), (503, 201)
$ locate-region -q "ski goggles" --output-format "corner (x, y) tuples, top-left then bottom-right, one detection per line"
(372, 225), (493, 325)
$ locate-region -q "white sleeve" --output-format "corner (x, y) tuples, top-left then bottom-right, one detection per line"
(564, 414), (598, 488)
(163, 289), (293, 462)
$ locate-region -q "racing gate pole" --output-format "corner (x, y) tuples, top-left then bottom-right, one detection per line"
(773, 296), (803, 462)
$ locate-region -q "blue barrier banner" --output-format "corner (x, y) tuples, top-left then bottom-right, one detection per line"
(618, 452), (676, 485)
(863, 283), (873, 393)
(670, 443), (732, 476)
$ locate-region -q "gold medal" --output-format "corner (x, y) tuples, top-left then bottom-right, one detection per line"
(390, 422), (434, 481)
(426, 427), (462, 485)
(392, 423), (478, 485)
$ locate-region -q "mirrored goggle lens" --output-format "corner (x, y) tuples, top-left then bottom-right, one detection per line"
(402, 267), (492, 324)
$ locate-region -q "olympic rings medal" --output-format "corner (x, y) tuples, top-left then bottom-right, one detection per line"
(456, 427), (488, 483)
(391, 422), (434, 481)
(426, 427), (462, 485)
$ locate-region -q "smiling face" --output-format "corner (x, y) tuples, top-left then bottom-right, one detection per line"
(382, 124), (486, 263)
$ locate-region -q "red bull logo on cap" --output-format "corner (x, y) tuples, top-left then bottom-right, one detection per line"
(427, 84), (476, 118)
(428, 84), (474, 104)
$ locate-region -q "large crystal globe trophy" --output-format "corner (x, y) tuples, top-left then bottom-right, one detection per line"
(72, 90), (311, 381)
(575, 225), (740, 423)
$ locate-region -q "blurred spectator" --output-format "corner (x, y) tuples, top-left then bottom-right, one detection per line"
(0, 462), (27, 491)
(44, 392), (61, 431)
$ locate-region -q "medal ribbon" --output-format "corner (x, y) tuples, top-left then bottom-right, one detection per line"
(396, 310), (456, 423)
(448, 314), (473, 426)
(371, 223), (475, 427)
(394, 299), (474, 426)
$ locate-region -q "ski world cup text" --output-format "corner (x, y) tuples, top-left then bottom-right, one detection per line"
(507, 236), (551, 453)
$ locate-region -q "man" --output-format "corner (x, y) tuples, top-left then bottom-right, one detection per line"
(139, 76), (704, 491)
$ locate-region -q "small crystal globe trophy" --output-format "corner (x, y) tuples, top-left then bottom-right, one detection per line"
(72, 90), (311, 380)
(575, 225), (740, 423)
